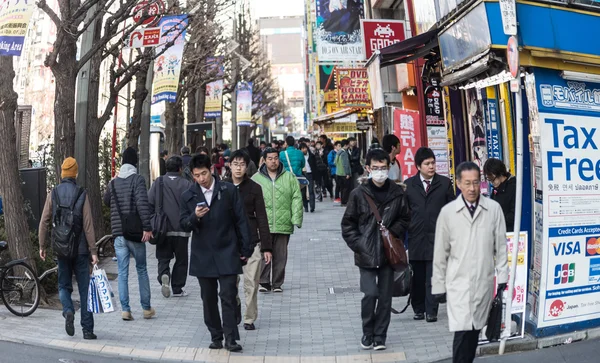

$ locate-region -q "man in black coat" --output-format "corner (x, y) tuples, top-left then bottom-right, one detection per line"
(341, 149), (411, 351)
(180, 154), (253, 352)
(300, 142), (317, 213)
(245, 138), (261, 167)
(405, 147), (455, 323)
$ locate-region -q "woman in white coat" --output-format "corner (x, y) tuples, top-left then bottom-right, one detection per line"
(432, 162), (508, 363)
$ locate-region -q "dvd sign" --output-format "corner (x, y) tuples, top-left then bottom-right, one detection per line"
(360, 20), (406, 60)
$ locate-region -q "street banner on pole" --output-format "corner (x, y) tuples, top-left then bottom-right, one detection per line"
(393, 108), (423, 181)
(336, 68), (372, 108)
(236, 82), (253, 126)
(0, 0), (35, 56)
(152, 15), (187, 104)
(315, 0), (364, 62)
(360, 19), (406, 60)
(204, 80), (224, 118)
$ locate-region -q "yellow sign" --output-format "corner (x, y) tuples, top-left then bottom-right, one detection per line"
(324, 123), (359, 133)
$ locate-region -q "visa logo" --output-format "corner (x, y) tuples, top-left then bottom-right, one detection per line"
(554, 263), (575, 285)
(552, 241), (581, 256)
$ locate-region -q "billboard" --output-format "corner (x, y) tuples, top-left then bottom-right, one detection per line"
(360, 19), (406, 60)
(151, 15), (187, 104)
(393, 108), (423, 181)
(315, 0), (364, 61)
(336, 68), (372, 108)
(237, 82), (253, 126)
(0, 0), (35, 56)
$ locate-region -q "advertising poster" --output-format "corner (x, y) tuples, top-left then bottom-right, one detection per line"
(315, 0), (364, 61)
(360, 19), (405, 60)
(443, 88), (456, 189)
(237, 81), (253, 127)
(486, 98), (502, 160)
(424, 85), (444, 126)
(466, 89), (489, 194)
(336, 68), (372, 108)
(204, 80), (224, 118)
(393, 108), (423, 181)
(0, 0), (35, 56)
(536, 68), (600, 328)
(152, 15), (187, 104)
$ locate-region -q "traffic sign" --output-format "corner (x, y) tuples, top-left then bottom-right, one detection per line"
(507, 35), (519, 78)
(132, 0), (165, 26)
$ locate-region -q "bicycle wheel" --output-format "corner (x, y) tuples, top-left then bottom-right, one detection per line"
(1, 262), (40, 317)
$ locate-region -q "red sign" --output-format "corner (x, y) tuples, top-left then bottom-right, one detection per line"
(127, 27), (161, 49)
(133, 0), (165, 26)
(361, 20), (406, 60)
(507, 35), (519, 78)
(393, 108), (423, 181)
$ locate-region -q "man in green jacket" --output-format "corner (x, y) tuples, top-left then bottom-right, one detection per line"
(335, 139), (352, 206)
(280, 136), (305, 177)
(252, 148), (303, 293)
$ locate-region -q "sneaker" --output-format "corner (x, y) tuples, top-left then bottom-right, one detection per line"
(272, 287), (283, 293)
(143, 307), (156, 319)
(64, 311), (75, 336)
(83, 331), (97, 340)
(172, 290), (189, 297)
(334, 198), (341, 204)
(360, 335), (373, 350)
(373, 339), (386, 351)
(259, 284), (271, 293)
(122, 311), (134, 321)
(161, 275), (171, 298)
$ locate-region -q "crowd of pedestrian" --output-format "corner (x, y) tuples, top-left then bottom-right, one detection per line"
(38, 133), (514, 363)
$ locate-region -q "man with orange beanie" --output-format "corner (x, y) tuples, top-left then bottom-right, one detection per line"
(39, 157), (99, 339)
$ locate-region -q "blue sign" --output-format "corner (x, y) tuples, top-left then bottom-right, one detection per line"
(150, 115), (161, 125)
(486, 99), (502, 160)
(535, 68), (600, 117)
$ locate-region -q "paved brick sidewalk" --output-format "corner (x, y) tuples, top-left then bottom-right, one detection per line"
(0, 199), (454, 362)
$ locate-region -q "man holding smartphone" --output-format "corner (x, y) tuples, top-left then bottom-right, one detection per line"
(180, 154), (253, 352)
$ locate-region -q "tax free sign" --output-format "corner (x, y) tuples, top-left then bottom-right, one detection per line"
(537, 68), (600, 328)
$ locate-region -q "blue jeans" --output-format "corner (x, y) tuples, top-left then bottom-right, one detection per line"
(57, 254), (94, 333)
(115, 237), (151, 311)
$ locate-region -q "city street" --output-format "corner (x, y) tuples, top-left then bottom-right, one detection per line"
(0, 200), (454, 362)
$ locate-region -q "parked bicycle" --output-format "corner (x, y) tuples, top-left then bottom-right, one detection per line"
(0, 241), (40, 316)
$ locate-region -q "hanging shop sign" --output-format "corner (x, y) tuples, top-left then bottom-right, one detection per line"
(499, 0), (517, 36)
(237, 81), (253, 127)
(132, 0), (166, 26)
(0, 0), (36, 56)
(393, 108), (423, 182)
(486, 99), (502, 160)
(151, 15), (187, 104)
(324, 122), (358, 133)
(125, 27), (161, 49)
(315, 0), (364, 62)
(424, 84), (444, 126)
(360, 19), (406, 60)
(336, 68), (372, 108)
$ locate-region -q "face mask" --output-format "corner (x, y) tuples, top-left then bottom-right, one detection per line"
(371, 170), (388, 183)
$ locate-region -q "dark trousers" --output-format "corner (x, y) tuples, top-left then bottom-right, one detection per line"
(260, 234), (290, 289)
(453, 329), (480, 363)
(198, 275), (240, 342)
(156, 236), (189, 294)
(411, 260), (438, 316)
(359, 265), (394, 341)
(302, 172), (316, 211)
(57, 254), (94, 333)
(333, 174), (340, 199)
(321, 172), (333, 197)
(337, 175), (351, 204)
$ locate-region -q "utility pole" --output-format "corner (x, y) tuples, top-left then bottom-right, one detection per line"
(74, 6), (97, 188)
(139, 60), (154, 188)
(231, 16), (239, 150)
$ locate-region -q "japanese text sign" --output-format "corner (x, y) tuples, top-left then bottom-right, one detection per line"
(393, 108), (423, 181)
(336, 68), (372, 108)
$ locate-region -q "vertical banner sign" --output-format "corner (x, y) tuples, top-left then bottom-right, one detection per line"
(486, 99), (502, 159)
(425, 85), (448, 176)
(237, 82), (253, 127)
(393, 108), (423, 181)
(498, 0), (517, 36)
(315, 0), (364, 61)
(336, 68), (372, 108)
(204, 57), (225, 118)
(424, 85), (444, 126)
(152, 15), (187, 104)
(0, 0), (35, 56)
(360, 19), (405, 60)
(443, 88), (456, 189)
(466, 89), (489, 194)
(536, 68), (600, 328)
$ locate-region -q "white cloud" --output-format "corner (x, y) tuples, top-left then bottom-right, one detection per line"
(251, 0), (304, 18)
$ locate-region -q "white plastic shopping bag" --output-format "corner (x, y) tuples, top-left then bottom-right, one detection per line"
(92, 265), (115, 313)
(87, 275), (103, 313)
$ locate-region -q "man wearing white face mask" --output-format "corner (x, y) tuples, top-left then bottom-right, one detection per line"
(341, 149), (411, 351)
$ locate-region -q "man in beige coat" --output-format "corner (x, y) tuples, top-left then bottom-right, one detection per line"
(432, 161), (508, 363)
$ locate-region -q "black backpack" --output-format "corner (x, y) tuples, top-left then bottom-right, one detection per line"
(149, 177), (170, 245)
(51, 187), (84, 259)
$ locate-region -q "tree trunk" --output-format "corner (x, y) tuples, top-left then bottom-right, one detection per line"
(127, 62), (150, 150)
(239, 126), (251, 150)
(0, 56), (34, 264)
(187, 88), (196, 124)
(195, 84), (207, 122)
(164, 101), (185, 155)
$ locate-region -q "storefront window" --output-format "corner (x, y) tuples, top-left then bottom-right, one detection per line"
(438, 3), (491, 71)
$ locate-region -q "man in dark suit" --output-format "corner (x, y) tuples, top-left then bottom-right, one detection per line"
(180, 154), (253, 352)
(405, 147), (455, 323)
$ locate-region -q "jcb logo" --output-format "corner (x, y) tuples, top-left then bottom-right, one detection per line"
(554, 263), (575, 285)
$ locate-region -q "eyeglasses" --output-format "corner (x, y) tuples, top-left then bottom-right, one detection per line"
(370, 167), (389, 171)
(461, 180), (481, 189)
(231, 163), (246, 169)
(486, 175), (497, 183)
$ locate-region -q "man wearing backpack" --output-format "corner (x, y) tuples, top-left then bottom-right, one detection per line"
(39, 157), (99, 339)
(181, 146), (194, 182)
(103, 147), (155, 321)
(148, 156), (193, 298)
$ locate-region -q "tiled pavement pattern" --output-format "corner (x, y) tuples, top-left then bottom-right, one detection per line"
(0, 199), (454, 362)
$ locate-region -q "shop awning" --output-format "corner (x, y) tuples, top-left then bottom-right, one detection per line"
(312, 108), (359, 124)
(368, 28), (440, 68)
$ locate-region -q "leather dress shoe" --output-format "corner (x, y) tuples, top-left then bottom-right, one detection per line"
(414, 313), (425, 320)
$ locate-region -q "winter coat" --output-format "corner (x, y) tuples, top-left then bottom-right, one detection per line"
(181, 154), (192, 168)
(432, 196), (508, 332)
(280, 147), (305, 177)
(148, 172), (193, 235)
(405, 173), (455, 261)
(491, 175), (516, 232)
(315, 150), (328, 174)
(328, 149), (337, 176)
(180, 179), (253, 278)
(335, 149), (351, 176)
(349, 146), (363, 174)
(103, 164), (152, 238)
(224, 176), (273, 252)
(251, 163), (303, 235)
(341, 177), (411, 269)
(245, 144), (261, 167)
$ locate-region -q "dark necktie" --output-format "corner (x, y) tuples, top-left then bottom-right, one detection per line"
(424, 180), (431, 194)
(469, 204), (476, 217)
